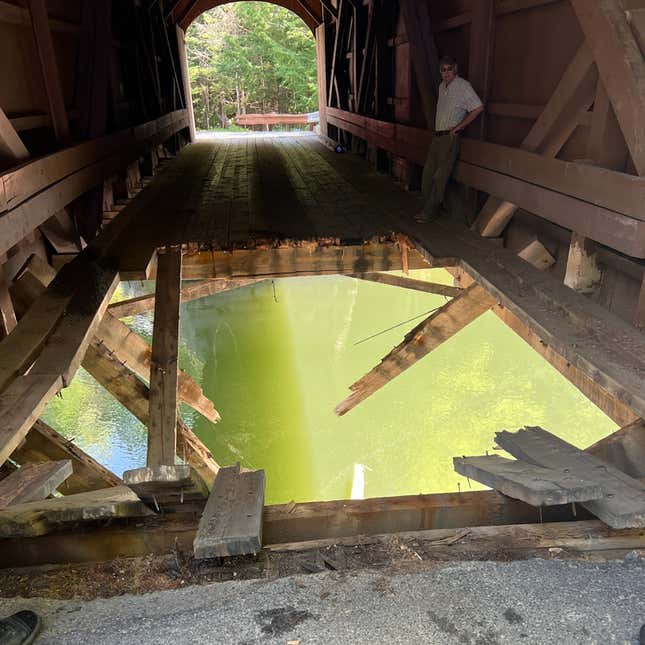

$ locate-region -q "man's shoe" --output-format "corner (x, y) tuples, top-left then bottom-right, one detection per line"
(0, 611), (41, 645)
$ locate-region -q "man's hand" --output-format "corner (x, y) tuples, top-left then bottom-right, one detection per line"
(449, 126), (461, 137)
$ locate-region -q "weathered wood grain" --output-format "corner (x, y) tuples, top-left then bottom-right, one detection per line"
(497, 427), (645, 528)
(453, 455), (604, 507)
(0, 460), (72, 508)
(194, 464), (265, 559)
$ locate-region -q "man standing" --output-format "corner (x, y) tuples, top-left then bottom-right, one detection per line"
(416, 56), (484, 223)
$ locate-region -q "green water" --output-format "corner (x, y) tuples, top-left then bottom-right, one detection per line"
(42, 270), (617, 505)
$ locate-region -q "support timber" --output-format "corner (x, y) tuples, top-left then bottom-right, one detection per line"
(335, 284), (496, 415)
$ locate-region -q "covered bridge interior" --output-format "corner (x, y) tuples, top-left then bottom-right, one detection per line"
(1, 0), (645, 571)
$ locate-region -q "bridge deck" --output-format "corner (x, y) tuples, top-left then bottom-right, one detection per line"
(114, 134), (409, 278)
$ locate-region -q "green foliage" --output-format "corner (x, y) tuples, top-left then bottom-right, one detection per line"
(186, 2), (318, 130)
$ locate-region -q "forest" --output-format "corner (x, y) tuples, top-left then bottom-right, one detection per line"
(186, 3), (319, 130)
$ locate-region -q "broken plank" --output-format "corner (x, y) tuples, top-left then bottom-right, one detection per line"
(497, 427), (645, 528)
(453, 455), (604, 507)
(0, 485), (152, 538)
(352, 272), (463, 297)
(0, 460), (72, 509)
(194, 464), (265, 559)
(11, 420), (122, 494)
(335, 283), (495, 415)
(148, 248), (182, 466)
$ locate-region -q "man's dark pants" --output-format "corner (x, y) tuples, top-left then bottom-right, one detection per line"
(420, 132), (460, 221)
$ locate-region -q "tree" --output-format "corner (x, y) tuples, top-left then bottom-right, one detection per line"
(186, 2), (318, 130)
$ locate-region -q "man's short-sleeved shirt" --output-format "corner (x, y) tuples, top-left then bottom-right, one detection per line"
(435, 76), (483, 131)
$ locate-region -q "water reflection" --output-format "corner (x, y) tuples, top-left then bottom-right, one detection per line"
(42, 270), (617, 504)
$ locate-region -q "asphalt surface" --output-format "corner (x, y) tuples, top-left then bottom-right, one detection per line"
(2, 558), (645, 644)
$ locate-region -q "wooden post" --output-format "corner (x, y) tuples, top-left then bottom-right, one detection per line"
(316, 23), (328, 137)
(467, 0), (495, 140)
(398, 0), (440, 129)
(0, 264), (17, 339)
(0, 108), (29, 161)
(148, 247), (182, 466)
(564, 233), (602, 294)
(27, 0), (71, 144)
(176, 25), (196, 142)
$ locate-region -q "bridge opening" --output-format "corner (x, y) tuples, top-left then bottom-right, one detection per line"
(185, 2), (319, 133)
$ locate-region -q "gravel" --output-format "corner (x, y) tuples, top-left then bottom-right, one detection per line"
(1, 558), (645, 644)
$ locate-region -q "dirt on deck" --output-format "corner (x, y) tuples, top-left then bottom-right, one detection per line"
(0, 531), (620, 601)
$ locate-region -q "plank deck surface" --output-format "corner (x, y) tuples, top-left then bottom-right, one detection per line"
(453, 455), (604, 507)
(497, 427), (645, 528)
(0, 460), (73, 508)
(194, 464), (265, 559)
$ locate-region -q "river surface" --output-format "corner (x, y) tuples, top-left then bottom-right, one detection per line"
(42, 269), (617, 505)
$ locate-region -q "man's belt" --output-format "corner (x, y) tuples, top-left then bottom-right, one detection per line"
(435, 130), (452, 137)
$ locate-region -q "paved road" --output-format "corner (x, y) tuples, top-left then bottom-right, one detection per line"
(2, 558), (645, 644)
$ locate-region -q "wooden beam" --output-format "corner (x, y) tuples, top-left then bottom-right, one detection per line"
(634, 275), (645, 330)
(454, 160), (645, 258)
(398, 0), (440, 128)
(0, 460), (72, 509)
(571, 1), (645, 175)
(8, 262), (221, 425)
(173, 243), (429, 281)
(398, 220), (645, 422)
(83, 341), (219, 488)
(108, 278), (262, 318)
(335, 283), (496, 415)
(11, 419), (122, 494)
(587, 81), (629, 172)
(0, 264), (17, 339)
(468, 0), (495, 139)
(473, 44), (597, 237)
(497, 426), (645, 528)
(0, 109), (188, 216)
(352, 272), (463, 297)
(0, 488), (581, 568)
(586, 419), (645, 480)
(459, 138), (645, 224)
(175, 26), (196, 141)
(0, 107), (29, 161)
(493, 304), (638, 428)
(0, 111), (189, 258)
(98, 312), (220, 423)
(27, 0), (71, 143)
(148, 248), (182, 466)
